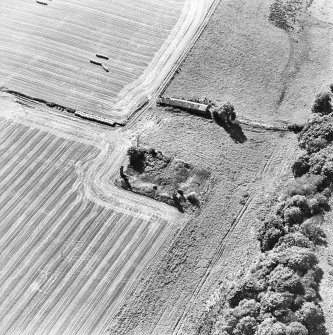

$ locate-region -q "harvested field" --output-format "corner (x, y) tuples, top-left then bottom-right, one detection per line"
(1, 0), (332, 333)
(0, 0), (216, 123)
(0, 95), (182, 335)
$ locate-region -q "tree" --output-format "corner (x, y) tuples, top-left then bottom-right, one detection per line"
(300, 217), (325, 244)
(259, 291), (293, 315)
(268, 265), (303, 293)
(285, 195), (311, 218)
(213, 102), (236, 123)
(127, 146), (146, 170)
(234, 299), (260, 319)
(295, 302), (325, 334)
(312, 92), (332, 116)
(298, 117), (333, 154)
(228, 277), (264, 308)
(233, 316), (257, 335)
(286, 322), (308, 335)
(256, 317), (287, 335)
(282, 246), (317, 273)
(292, 154), (310, 177)
(276, 232), (312, 250)
(309, 145), (333, 181)
(284, 206), (303, 226)
(258, 216), (285, 251)
(258, 226), (284, 252)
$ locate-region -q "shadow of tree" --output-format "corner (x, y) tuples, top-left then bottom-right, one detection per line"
(172, 193), (184, 213)
(213, 113), (247, 143)
(121, 176), (132, 190)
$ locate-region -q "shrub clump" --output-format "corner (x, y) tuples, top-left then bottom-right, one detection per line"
(200, 97), (331, 335)
(127, 146), (146, 169)
(286, 322), (309, 335)
(258, 216), (285, 252)
(309, 145), (333, 182)
(268, 265), (303, 293)
(284, 206), (303, 226)
(312, 92), (332, 116)
(292, 154), (310, 177)
(295, 302), (326, 334)
(186, 191), (200, 207)
(300, 217), (325, 244)
(298, 116), (333, 154)
(212, 102), (236, 123)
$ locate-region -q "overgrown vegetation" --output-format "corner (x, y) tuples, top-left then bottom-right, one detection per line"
(268, 0), (313, 32)
(127, 146), (147, 171)
(211, 103), (236, 124)
(197, 88), (333, 335)
(312, 92), (332, 116)
(119, 146), (211, 211)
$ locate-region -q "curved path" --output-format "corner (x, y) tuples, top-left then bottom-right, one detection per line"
(0, 94), (180, 223)
(0, 95), (184, 335)
(113, 0), (220, 124)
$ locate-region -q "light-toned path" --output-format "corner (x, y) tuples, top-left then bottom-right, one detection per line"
(0, 0), (218, 124)
(0, 95), (183, 335)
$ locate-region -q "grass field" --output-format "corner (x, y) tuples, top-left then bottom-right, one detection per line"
(165, 0), (333, 126)
(0, 97), (181, 335)
(2, 0), (332, 333)
(109, 0), (333, 333)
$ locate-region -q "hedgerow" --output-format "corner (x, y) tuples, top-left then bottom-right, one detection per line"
(198, 90), (333, 335)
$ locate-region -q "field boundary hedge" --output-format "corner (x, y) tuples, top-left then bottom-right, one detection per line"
(197, 89), (333, 335)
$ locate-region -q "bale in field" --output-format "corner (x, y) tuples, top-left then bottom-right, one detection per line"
(102, 64), (109, 72)
(96, 54), (109, 60)
(90, 59), (102, 66)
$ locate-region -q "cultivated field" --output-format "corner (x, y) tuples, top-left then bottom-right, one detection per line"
(0, 95), (182, 335)
(0, 0), (216, 123)
(1, 0), (332, 334)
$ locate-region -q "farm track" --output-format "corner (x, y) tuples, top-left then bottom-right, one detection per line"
(0, 0), (217, 124)
(0, 99), (183, 335)
(125, 0), (221, 128)
(165, 136), (298, 335)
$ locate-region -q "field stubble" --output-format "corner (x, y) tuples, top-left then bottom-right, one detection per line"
(0, 0), (217, 124)
(0, 94), (183, 335)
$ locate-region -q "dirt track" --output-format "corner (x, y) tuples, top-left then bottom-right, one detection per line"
(0, 94), (185, 334)
(0, 0), (219, 125)
(110, 0), (333, 333)
(110, 106), (300, 334)
(0, 0), (332, 333)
